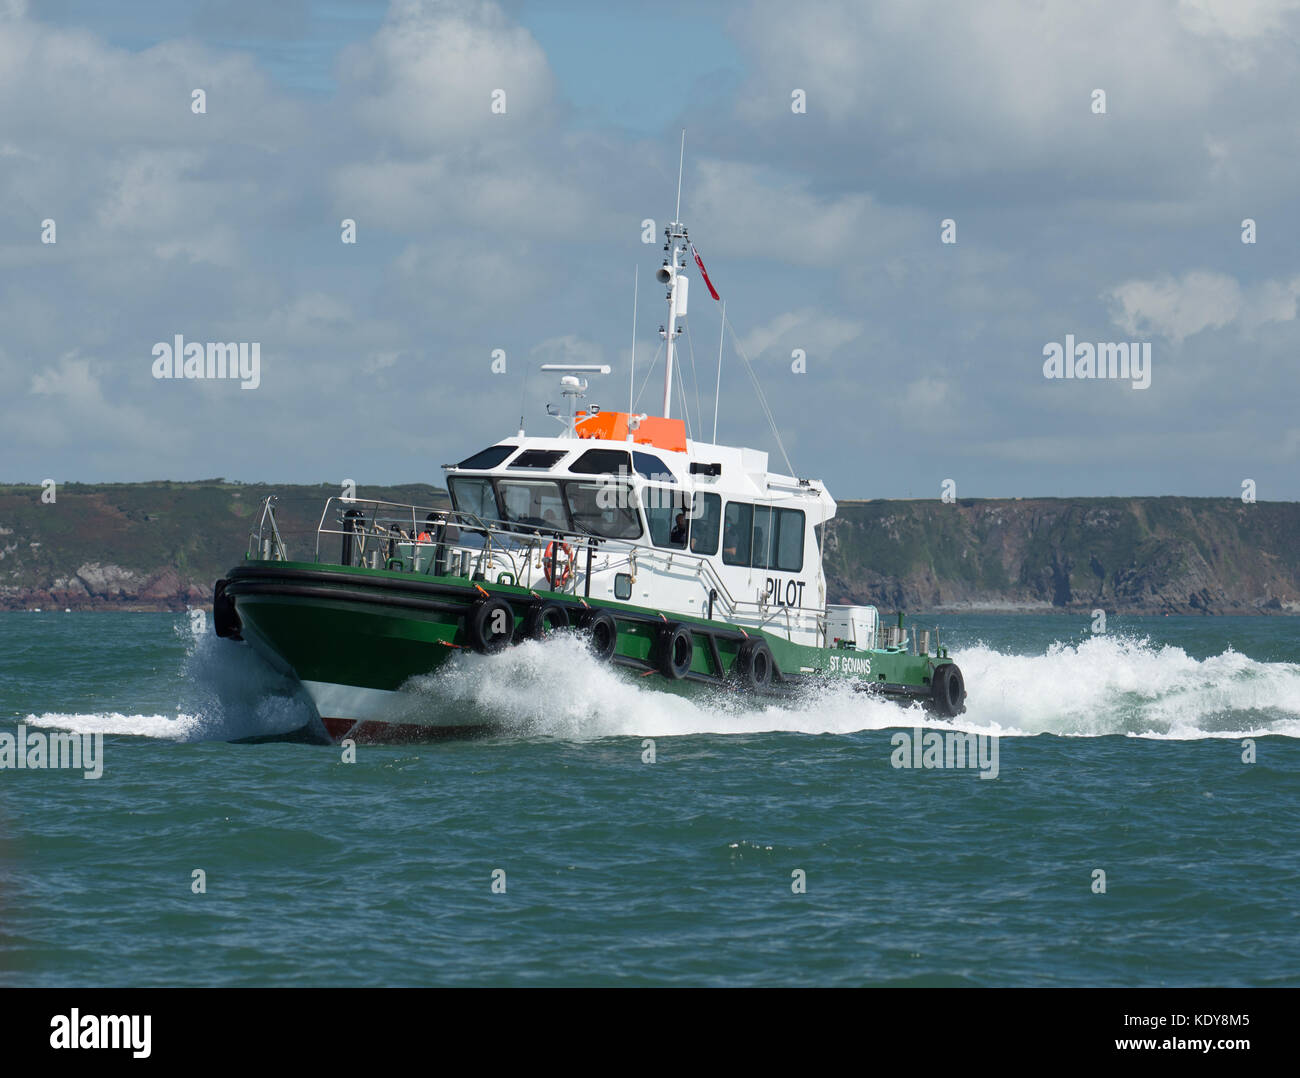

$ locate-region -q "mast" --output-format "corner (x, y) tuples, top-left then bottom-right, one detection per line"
(658, 131), (688, 419)
(629, 265), (638, 412)
(713, 300), (725, 443)
(674, 129), (685, 222)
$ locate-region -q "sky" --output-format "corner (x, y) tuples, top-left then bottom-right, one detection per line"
(2, 0), (1299, 501)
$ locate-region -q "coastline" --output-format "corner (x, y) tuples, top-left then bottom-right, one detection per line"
(4, 485), (1299, 616)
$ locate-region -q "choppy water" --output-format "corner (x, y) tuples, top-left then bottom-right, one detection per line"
(2, 611), (1298, 986)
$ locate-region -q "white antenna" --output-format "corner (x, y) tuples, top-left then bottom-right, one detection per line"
(541, 365), (610, 436)
(674, 130), (685, 221)
(660, 130), (687, 420)
(713, 300), (725, 443)
(629, 265), (638, 412)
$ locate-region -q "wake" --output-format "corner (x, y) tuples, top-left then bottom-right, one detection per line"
(24, 627), (1300, 742)
(25, 628), (318, 743)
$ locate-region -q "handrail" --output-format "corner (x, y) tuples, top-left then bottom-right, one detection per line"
(631, 542), (820, 640)
(247, 496), (288, 561)
(298, 496), (603, 596)
(248, 494), (823, 635)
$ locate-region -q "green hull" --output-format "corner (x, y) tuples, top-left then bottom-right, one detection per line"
(217, 560), (963, 742)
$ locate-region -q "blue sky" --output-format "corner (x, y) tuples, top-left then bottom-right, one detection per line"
(3, 0), (1299, 501)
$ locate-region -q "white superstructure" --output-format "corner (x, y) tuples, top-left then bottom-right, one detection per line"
(443, 381), (837, 647)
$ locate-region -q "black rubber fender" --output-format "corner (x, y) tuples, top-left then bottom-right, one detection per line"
(579, 609), (618, 661)
(731, 638), (773, 690)
(657, 624), (694, 679)
(213, 579), (242, 641)
(523, 600), (570, 640)
(930, 662), (966, 716)
(465, 596), (515, 653)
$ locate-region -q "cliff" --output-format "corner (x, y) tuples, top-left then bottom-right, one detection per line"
(824, 498), (1300, 615)
(0, 481), (447, 611)
(2, 484), (1297, 614)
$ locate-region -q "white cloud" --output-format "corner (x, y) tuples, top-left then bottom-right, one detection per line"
(362, 351), (402, 374)
(1245, 276), (1300, 326)
(1106, 270), (1300, 341)
(738, 308), (863, 360)
(338, 0), (556, 149)
(1106, 271), (1242, 342)
(389, 234), (544, 320)
(331, 146), (599, 238)
(1, 0), (1298, 501)
(29, 354), (99, 402)
(0, 12), (307, 288)
(16, 353), (172, 455)
(1177, 0), (1300, 39)
(691, 158), (907, 266)
(727, 0), (1300, 194)
(0, 17), (299, 149)
(329, 3), (637, 244)
(901, 375), (950, 414)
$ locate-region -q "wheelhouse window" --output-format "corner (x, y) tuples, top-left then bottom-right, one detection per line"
(570, 448), (631, 475)
(456, 445), (515, 470)
(751, 506), (774, 569)
(774, 508), (805, 572)
(447, 476), (498, 521)
(507, 449), (569, 470)
(719, 502), (804, 571)
(645, 485), (691, 548)
(563, 481), (642, 540)
(633, 451), (676, 483)
(721, 502), (752, 565)
(497, 480), (570, 531)
(688, 492), (721, 556)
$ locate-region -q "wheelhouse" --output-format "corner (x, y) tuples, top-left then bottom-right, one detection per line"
(439, 403), (835, 648)
(449, 427), (828, 565)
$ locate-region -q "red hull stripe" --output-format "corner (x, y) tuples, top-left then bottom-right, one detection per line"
(318, 717), (491, 745)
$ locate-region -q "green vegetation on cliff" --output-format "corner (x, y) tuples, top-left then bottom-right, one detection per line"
(0, 481), (447, 610)
(825, 497), (1300, 614)
(1, 484), (1296, 613)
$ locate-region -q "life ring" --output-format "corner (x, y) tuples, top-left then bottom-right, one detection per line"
(543, 540), (574, 588)
(416, 531), (432, 543)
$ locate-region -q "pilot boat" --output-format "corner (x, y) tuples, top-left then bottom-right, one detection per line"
(213, 209), (966, 743)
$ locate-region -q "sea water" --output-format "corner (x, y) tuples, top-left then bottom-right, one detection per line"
(1, 611), (1297, 986)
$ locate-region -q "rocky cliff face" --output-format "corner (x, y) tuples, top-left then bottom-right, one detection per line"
(0, 481), (448, 611)
(2, 485), (1297, 614)
(824, 498), (1300, 614)
(41, 563), (205, 608)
